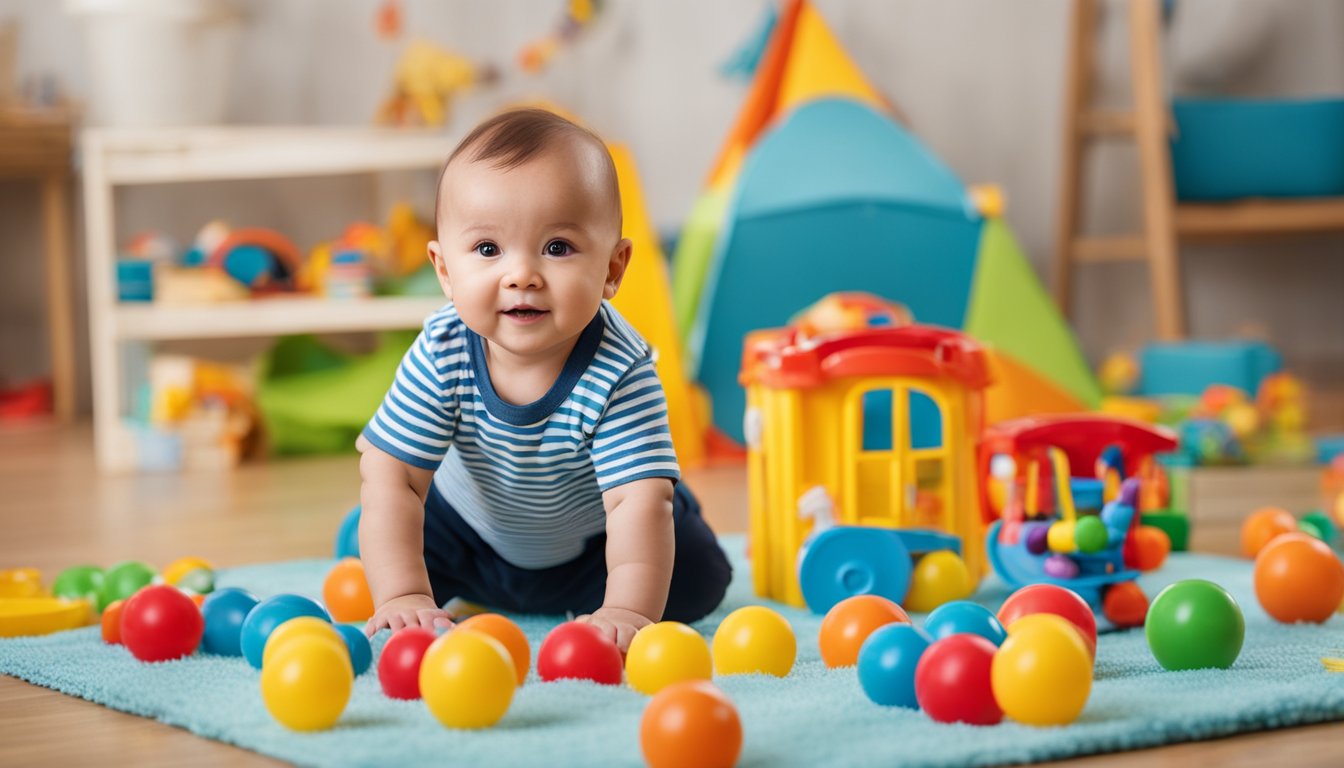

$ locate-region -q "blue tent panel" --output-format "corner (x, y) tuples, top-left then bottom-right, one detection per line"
(735, 99), (970, 219)
(695, 205), (982, 444)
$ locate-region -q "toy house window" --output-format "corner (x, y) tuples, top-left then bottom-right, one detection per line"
(860, 388), (944, 452)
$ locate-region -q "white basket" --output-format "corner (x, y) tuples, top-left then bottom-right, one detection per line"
(66, 0), (242, 127)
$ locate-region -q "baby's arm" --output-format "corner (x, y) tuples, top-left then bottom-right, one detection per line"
(579, 477), (675, 650)
(356, 436), (453, 635)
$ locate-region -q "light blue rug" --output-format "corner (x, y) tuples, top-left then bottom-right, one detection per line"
(3, 535), (1343, 767)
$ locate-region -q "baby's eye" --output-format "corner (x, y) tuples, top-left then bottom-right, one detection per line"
(475, 242), (500, 257)
(545, 240), (573, 257)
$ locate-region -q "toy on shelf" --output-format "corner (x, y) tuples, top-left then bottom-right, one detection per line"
(206, 226), (304, 295)
(376, 41), (496, 127)
(115, 231), (179, 302)
(980, 415), (1179, 628)
(742, 294), (992, 614)
(132, 355), (259, 471)
(152, 221), (305, 304)
(1175, 372), (1314, 466)
(301, 203), (435, 298)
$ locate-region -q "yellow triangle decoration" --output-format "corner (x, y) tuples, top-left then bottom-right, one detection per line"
(608, 143), (707, 467)
(778, 2), (886, 113)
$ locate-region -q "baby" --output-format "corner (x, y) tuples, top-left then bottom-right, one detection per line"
(357, 108), (731, 651)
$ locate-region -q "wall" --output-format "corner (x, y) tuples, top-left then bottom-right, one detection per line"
(2, 0), (1341, 410)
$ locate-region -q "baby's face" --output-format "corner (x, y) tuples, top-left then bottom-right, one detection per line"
(430, 139), (629, 365)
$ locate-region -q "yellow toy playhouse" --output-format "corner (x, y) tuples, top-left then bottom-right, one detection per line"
(741, 294), (993, 612)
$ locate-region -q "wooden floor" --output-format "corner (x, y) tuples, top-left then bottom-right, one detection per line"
(1, 421), (1340, 766)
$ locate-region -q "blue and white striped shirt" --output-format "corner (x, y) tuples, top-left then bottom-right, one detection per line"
(362, 301), (680, 568)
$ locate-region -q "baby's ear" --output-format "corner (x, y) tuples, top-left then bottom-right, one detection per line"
(603, 238), (633, 299)
(427, 240), (452, 300)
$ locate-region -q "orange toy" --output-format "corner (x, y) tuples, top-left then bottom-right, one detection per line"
(1253, 533), (1344, 624)
(1241, 507), (1298, 559)
(1100, 582), (1150, 629)
(1131, 526), (1171, 572)
(322, 558), (375, 623)
(640, 681), (742, 768)
(818, 594), (910, 668)
(101, 599), (126, 644)
(456, 613), (531, 686)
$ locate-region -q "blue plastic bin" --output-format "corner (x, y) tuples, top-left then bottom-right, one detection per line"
(1139, 340), (1282, 397)
(1170, 98), (1344, 201)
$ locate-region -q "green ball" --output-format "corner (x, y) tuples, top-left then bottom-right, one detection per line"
(1074, 515), (1109, 553)
(52, 566), (104, 602)
(1300, 511), (1337, 546)
(1299, 519), (1325, 542)
(100, 560), (156, 611)
(1146, 579), (1244, 671)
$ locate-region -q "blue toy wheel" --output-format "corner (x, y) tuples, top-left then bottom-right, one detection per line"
(799, 526), (912, 615)
(334, 505), (361, 559)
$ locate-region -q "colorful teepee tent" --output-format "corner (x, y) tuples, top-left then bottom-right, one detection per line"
(678, 0), (1101, 446)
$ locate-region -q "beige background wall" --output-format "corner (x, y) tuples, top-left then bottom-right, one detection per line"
(2, 0), (1341, 411)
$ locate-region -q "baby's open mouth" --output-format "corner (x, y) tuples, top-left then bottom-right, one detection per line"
(502, 307), (548, 319)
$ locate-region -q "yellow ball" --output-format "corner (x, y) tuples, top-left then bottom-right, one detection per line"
(904, 551), (972, 612)
(992, 614), (1093, 726)
(263, 616), (342, 670)
(625, 621), (712, 695)
(1047, 521), (1077, 553)
(162, 556), (214, 591)
(711, 606), (795, 677)
(260, 635), (353, 731)
(420, 629), (517, 729)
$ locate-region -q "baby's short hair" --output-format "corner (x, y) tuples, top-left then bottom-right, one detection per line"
(450, 107), (605, 169)
(437, 108), (622, 231)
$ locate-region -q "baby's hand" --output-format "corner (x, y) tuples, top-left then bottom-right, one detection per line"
(577, 606), (653, 653)
(364, 594), (454, 637)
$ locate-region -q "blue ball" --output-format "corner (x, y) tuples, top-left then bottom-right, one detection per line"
(334, 623), (373, 676)
(922, 600), (1007, 646)
(239, 593), (331, 670)
(200, 587), (259, 656)
(334, 505), (361, 559)
(222, 244), (273, 287)
(857, 623), (932, 708)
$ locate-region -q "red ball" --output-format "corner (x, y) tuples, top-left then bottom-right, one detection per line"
(119, 585), (204, 662)
(914, 634), (1002, 725)
(377, 626), (437, 700)
(997, 584), (1098, 659)
(536, 621), (623, 685)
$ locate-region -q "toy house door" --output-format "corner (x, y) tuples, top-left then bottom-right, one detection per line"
(848, 382), (953, 532)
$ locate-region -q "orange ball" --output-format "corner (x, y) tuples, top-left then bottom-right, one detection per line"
(818, 594), (910, 668)
(1253, 533), (1344, 624)
(322, 557), (374, 623)
(101, 599), (126, 644)
(1131, 526), (1171, 572)
(1241, 507), (1297, 559)
(640, 681), (742, 768)
(1101, 581), (1149, 628)
(456, 613), (531, 686)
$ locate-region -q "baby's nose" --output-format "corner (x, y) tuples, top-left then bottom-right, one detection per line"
(504, 257), (543, 289)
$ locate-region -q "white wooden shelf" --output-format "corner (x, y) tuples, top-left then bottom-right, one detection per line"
(89, 126), (455, 185)
(113, 296), (446, 341)
(82, 125), (458, 473)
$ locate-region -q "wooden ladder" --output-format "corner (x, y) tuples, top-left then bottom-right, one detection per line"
(1052, 0), (1344, 340)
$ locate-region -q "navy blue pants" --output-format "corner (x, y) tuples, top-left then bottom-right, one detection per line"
(422, 482), (731, 623)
